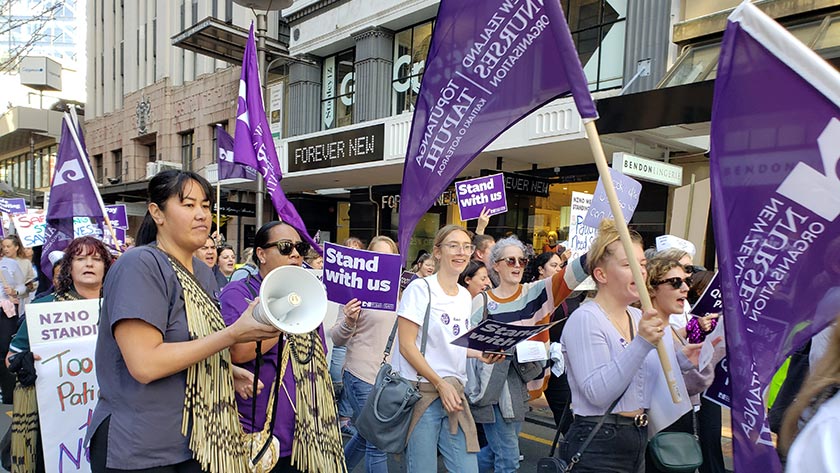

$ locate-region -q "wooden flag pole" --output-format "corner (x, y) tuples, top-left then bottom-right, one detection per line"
(584, 120), (682, 403)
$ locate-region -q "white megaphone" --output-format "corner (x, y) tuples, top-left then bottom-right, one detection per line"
(251, 265), (327, 334)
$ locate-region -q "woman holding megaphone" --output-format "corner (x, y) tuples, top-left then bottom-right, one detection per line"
(219, 221), (345, 473)
(87, 170), (281, 473)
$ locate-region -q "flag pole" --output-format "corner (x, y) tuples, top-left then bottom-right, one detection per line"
(583, 119), (682, 403)
(63, 114), (123, 254)
(216, 129), (222, 240)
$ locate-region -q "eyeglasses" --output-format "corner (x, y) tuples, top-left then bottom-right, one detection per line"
(263, 240), (310, 256)
(652, 276), (693, 290)
(496, 257), (528, 267)
(437, 242), (476, 255)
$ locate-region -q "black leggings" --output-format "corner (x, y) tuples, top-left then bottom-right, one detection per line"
(89, 417), (204, 473)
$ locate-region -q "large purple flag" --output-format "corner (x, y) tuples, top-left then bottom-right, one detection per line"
(234, 24), (318, 252)
(710, 3), (840, 472)
(397, 0), (597, 261)
(217, 125), (256, 181)
(41, 114), (108, 276)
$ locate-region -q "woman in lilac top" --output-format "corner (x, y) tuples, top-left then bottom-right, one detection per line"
(560, 220), (693, 472)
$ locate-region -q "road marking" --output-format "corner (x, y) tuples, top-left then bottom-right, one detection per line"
(519, 432), (553, 446)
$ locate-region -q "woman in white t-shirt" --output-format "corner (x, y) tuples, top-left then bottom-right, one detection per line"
(394, 224), (502, 473)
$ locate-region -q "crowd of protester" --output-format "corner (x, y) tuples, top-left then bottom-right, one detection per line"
(0, 169), (835, 473)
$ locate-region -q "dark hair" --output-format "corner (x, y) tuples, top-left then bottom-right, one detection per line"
(458, 260), (486, 288)
(216, 244), (234, 257)
(56, 236), (113, 295)
(411, 249), (430, 268)
(523, 251), (560, 283)
(687, 270), (715, 306)
(252, 221), (298, 268)
(136, 170), (214, 246)
(2, 234), (26, 259)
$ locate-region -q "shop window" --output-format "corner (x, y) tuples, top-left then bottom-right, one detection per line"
(321, 49), (355, 130)
(392, 20), (434, 115)
(563, 0), (627, 91)
(180, 131), (194, 171)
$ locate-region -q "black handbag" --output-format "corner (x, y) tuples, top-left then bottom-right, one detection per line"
(354, 280), (431, 454)
(647, 411), (703, 473)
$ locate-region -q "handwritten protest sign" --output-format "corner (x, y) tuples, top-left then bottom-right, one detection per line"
(568, 192), (597, 290)
(450, 319), (559, 352)
(73, 217), (102, 239)
(582, 168), (642, 228)
(105, 204), (128, 229)
(12, 209), (47, 247)
(0, 197), (26, 214)
(27, 298), (101, 473)
(456, 174), (507, 221)
(323, 242), (401, 311)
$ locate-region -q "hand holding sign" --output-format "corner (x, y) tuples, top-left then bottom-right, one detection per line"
(342, 298), (362, 326)
(456, 174), (507, 221)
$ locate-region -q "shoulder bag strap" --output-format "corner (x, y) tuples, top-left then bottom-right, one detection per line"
(419, 279), (432, 356)
(481, 291), (489, 321)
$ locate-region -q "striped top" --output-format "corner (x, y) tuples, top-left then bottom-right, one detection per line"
(469, 258), (588, 397)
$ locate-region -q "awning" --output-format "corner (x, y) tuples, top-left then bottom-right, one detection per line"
(171, 16), (296, 66)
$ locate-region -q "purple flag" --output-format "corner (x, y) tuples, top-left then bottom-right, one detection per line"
(42, 114), (108, 276)
(710, 3), (840, 471)
(234, 24), (319, 253)
(217, 125), (257, 181)
(397, 0), (597, 262)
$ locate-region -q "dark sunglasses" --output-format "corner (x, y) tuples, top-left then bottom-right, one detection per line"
(263, 240), (310, 256)
(685, 265), (706, 274)
(652, 276), (693, 290)
(496, 257), (528, 267)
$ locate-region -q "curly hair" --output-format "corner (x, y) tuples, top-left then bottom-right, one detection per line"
(56, 237), (113, 295)
(645, 255), (687, 296)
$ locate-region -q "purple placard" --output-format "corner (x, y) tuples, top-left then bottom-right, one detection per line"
(323, 242), (401, 311)
(399, 270), (417, 292)
(105, 204), (128, 229)
(0, 198), (27, 214)
(456, 174), (507, 221)
(582, 168), (642, 228)
(103, 227), (127, 249)
(691, 272), (722, 316)
(703, 357), (731, 408)
(450, 319), (559, 352)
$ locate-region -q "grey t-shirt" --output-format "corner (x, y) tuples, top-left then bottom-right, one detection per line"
(87, 245), (219, 469)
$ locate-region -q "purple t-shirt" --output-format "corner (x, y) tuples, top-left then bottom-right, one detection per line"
(88, 245), (219, 469)
(219, 274), (326, 459)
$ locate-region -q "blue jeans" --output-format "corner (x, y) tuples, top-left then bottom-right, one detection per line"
(477, 405), (522, 473)
(343, 371), (388, 473)
(405, 398), (478, 473)
(329, 345), (353, 417)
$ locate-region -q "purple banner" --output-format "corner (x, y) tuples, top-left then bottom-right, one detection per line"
(105, 205), (128, 229)
(710, 4), (840, 471)
(42, 114), (107, 276)
(456, 173), (507, 220)
(234, 24), (319, 253)
(582, 168), (642, 228)
(217, 125), (257, 181)
(322, 242), (401, 311)
(451, 319), (559, 352)
(0, 198), (26, 214)
(690, 272), (722, 317)
(397, 0), (597, 264)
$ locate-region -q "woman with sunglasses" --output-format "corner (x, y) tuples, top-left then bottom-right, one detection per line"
(395, 225), (503, 473)
(466, 238), (588, 473)
(219, 221), (344, 473)
(560, 220), (697, 472)
(87, 170), (280, 473)
(645, 256), (718, 473)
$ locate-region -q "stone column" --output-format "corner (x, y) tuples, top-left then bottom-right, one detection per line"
(351, 26), (394, 123)
(287, 55), (322, 136)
